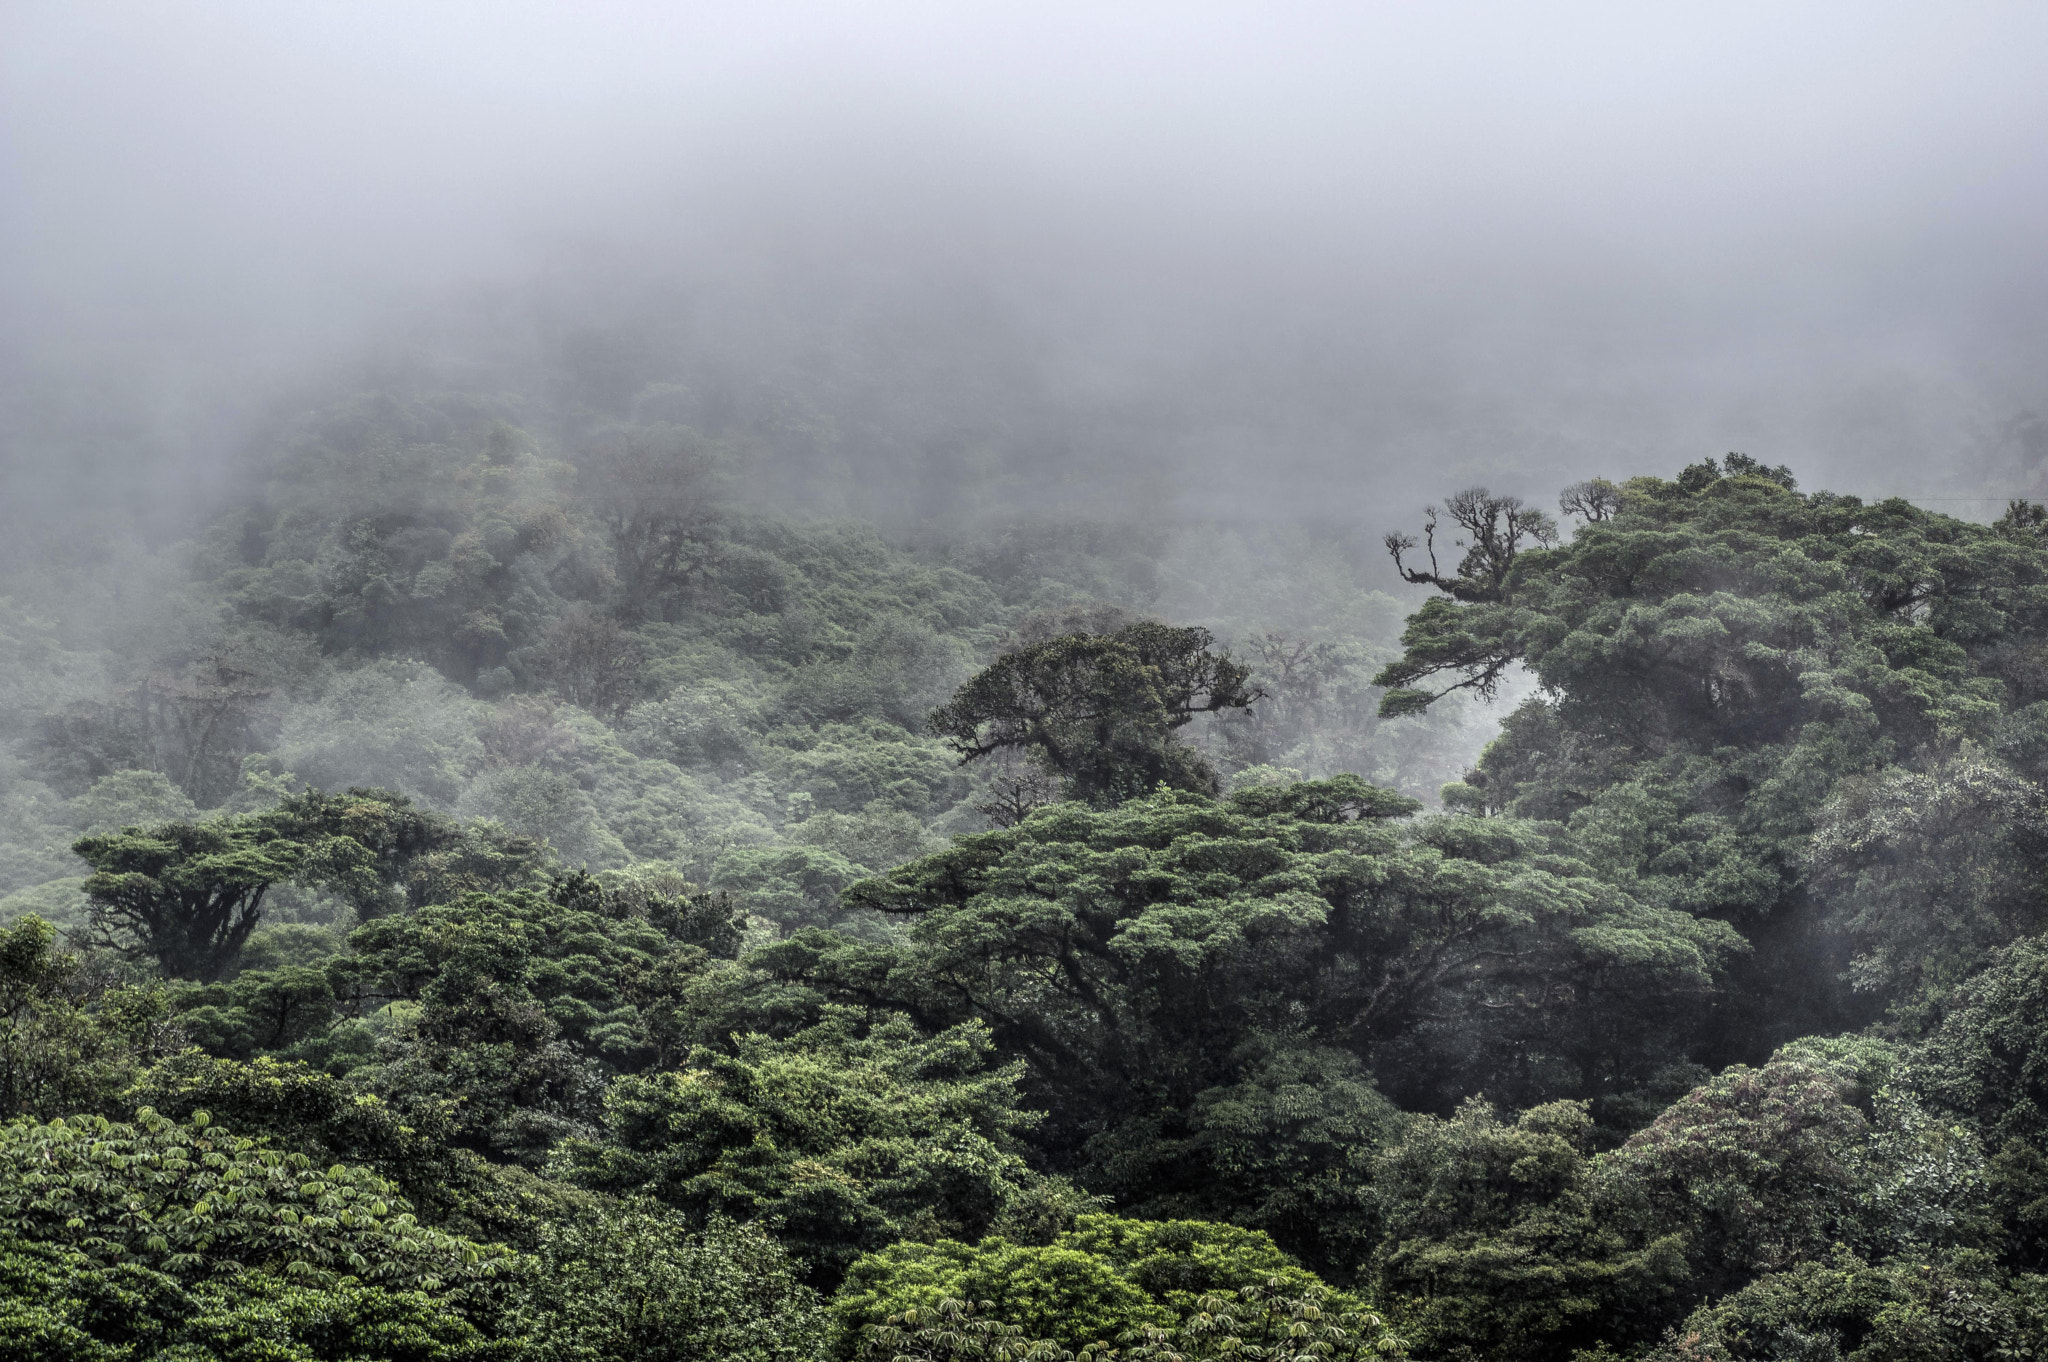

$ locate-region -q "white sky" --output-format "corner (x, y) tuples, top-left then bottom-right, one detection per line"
(5, 2), (2048, 510)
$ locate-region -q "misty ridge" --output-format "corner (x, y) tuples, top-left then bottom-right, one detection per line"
(4, 5), (2048, 1361)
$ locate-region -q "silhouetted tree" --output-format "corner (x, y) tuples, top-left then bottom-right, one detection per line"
(1383, 486), (1558, 603)
(929, 622), (1259, 804)
(74, 819), (305, 982)
(584, 425), (724, 619)
(528, 604), (642, 720)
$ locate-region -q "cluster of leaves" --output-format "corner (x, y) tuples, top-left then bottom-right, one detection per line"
(553, 1009), (1051, 1280)
(11, 443), (2048, 1362)
(833, 1216), (1368, 1356)
(772, 776), (1738, 1200)
(0, 1107), (506, 1290)
(852, 1281), (1406, 1362)
(0, 915), (181, 1119)
(928, 622), (1260, 806)
(1378, 459), (2048, 1048)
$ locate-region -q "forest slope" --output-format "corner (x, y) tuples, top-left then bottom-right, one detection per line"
(3, 413), (2047, 1359)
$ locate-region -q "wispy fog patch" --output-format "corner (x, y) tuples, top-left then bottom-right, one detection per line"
(5, 2), (2048, 531)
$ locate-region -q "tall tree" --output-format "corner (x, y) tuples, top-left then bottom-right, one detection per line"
(1383, 486), (1559, 604)
(929, 622), (1259, 805)
(74, 819), (306, 983)
(763, 776), (1739, 1252)
(1373, 459), (2048, 1050)
(583, 424), (725, 620)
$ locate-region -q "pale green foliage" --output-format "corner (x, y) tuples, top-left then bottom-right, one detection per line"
(836, 1238), (1163, 1356)
(1115, 1281), (1406, 1361)
(68, 769), (199, 834)
(851, 1282), (1407, 1362)
(1369, 1099), (1688, 1359)
(457, 763), (629, 868)
(834, 1215), (1358, 1357)
(0, 876), (89, 932)
(274, 662), (487, 808)
(709, 843), (871, 931)
(788, 805), (939, 872)
(0, 1236), (496, 1362)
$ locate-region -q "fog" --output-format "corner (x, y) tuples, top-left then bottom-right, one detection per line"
(6, 1), (2048, 530)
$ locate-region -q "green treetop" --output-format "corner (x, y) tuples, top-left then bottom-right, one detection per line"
(1376, 458), (2048, 1042)
(929, 621), (1259, 806)
(761, 776), (1740, 1254)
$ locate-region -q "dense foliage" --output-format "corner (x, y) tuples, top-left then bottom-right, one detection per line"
(1381, 458), (2048, 1049)
(8, 388), (2048, 1361)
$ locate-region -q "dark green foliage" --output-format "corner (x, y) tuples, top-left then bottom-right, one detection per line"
(553, 1008), (1043, 1282)
(146, 866), (757, 1166)
(780, 777), (1736, 1225)
(173, 964), (338, 1057)
(1367, 1100), (1687, 1360)
(1912, 936), (2048, 1267)
(1079, 1038), (1397, 1274)
(929, 622), (1259, 804)
(1811, 749), (2048, 1020)
(328, 883), (727, 1160)
(1912, 935), (2048, 1151)
(1602, 1052), (1876, 1298)
(266, 787), (463, 917)
(509, 1205), (825, 1362)
(14, 433), (2048, 1362)
(1376, 467), (2048, 1054)
(0, 916), (178, 1119)
(74, 818), (307, 982)
(1646, 1250), (2048, 1362)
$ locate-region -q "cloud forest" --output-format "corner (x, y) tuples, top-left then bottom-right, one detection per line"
(7, 5), (2048, 1360)
(4, 376), (2047, 1359)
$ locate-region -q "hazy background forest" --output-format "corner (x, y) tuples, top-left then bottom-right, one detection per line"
(6, 5), (2048, 1361)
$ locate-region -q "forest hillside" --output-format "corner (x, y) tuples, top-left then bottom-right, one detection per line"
(3, 393), (2046, 1360)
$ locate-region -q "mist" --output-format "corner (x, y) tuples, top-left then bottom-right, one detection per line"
(16, 10), (2048, 1347)
(6, 1), (2048, 534)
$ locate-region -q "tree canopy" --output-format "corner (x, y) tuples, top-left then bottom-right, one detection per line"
(1376, 459), (2048, 1047)
(929, 622), (1259, 806)
(765, 776), (1740, 1214)
(12, 415), (2048, 1362)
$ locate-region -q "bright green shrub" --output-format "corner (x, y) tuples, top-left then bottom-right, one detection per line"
(833, 1238), (1161, 1357)
(553, 1008), (1041, 1281)
(0, 1107), (509, 1289)
(511, 1205), (825, 1362)
(0, 1236), (502, 1362)
(830, 1215), (1360, 1358)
